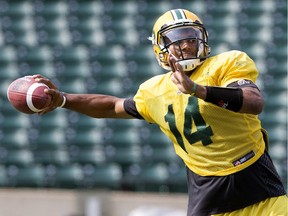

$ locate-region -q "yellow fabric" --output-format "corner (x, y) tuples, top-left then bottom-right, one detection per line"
(134, 50), (265, 176)
(212, 195), (288, 216)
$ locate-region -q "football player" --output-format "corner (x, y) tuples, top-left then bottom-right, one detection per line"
(34, 9), (287, 216)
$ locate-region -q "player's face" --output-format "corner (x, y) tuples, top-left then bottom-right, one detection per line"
(168, 39), (197, 60)
(162, 26), (201, 60)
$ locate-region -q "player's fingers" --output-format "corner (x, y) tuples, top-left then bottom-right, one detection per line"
(175, 62), (185, 76)
(42, 89), (62, 110)
(34, 76), (58, 90)
(168, 54), (176, 72)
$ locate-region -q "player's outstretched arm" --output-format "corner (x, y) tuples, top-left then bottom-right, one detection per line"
(33, 74), (133, 119)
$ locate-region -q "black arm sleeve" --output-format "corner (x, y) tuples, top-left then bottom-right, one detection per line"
(123, 98), (144, 119)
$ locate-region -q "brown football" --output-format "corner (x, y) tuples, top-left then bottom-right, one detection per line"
(7, 75), (52, 114)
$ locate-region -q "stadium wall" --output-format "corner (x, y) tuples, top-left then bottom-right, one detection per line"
(0, 189), (187, 216)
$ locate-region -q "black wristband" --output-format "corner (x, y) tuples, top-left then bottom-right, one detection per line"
(205, 86), (243, 112)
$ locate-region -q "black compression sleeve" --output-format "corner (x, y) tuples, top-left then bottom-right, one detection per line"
(204, 87), (243, 112)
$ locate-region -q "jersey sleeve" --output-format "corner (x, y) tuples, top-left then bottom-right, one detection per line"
(133, 84), (156, 123)
(123, 98), (144, 120)
(219, 51), (259, 87)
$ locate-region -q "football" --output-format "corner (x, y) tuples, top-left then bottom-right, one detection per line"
(7, 75), (52, 114)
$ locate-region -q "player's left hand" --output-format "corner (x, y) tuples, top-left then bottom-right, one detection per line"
(168, 54), (195, 94)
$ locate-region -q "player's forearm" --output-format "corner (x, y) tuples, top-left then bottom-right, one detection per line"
(62, 93), (125, 118)
(194, 85), (264, 115)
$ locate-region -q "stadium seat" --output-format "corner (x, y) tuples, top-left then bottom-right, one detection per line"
(69, 145), (106, 166)
(0, 128), (30, 149)
(0, 1), (33, 18)
(82, 163), (122, 189)
(105, 145), (142, 167)
(135, 163), (170, 192)
(33, 1), (68, 18)
(0, 63), (19, 79)
(0, 46), (18, 79)
(140, 127), (172, 148)
(29, 128), (67, 150)
(0, 149), (34, 167)
(48, 164), (84, 188)
(67, 111), (106, 131)
(89, 44), (125, 65)
(66, 128), (104, 148)
(7, 164), (46, 187)
(0, 166), (8, 186)
(34, 149), (70, 166)
(2, 29), (37, 46)
(86, 78), (125, 96)
(142, 145), (180, 164)
(30, 109), (68, 130)
(167, 163), (187, 193)
(103, 128), (141, 147)
(90, 60), (127, 80)
(16, 46), (55, 77)
(68, 0), (104, 18)
(0, 113), (31, 131)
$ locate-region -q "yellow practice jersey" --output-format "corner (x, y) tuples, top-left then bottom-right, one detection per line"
(134, 50), (266, 176)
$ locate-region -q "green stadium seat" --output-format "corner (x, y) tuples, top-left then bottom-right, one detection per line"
(136, 1), (172, 18)
(0, 128), (29, 149)
(89, 45), (125, 63)
(86, 78), (125, 96)
(167, 163), (187, 193)
(34, 149), (70, 166)
(136, 163), (169, 192)
(29, 128), (67, 150)
(70, 28), (105, 46)
(0, 113), (31, 130)
(0, 166), (8, 186)
(140, 126), (172, 148)
(104, 28), (139, 46)
(105, 118), (142, 131)
(105, 145), (142, 167)
(67, 111), (106, 130)
(89, 60), (127, 80)
(0, 46), (17, 63)
(16, 46), (55, 76)
(104, 0), (137, 17)
(0, 149), (34, 167)
(103, 128), (141, 147)
(30, 109), (68, 130)
(56, 77), (88, 94)
(0, 1), (33, 18)
(33, 1), (68, 18)
(53, 45), (89, 63)
(66, 128), (104, 148)
(7, 164), (46, 187)
(36, 29), (71, 46)
(3, 29), (37, 46)
(142, 145), (179, 164)
(68, 0), (104, 18)
(69, 145), (106, 166)
(16, 45), (53, 63)
(49, 164), (84, 188)
(82, 163), (122, 189)
(269, 142), (287, 160)
(0, 63), (19, 79)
